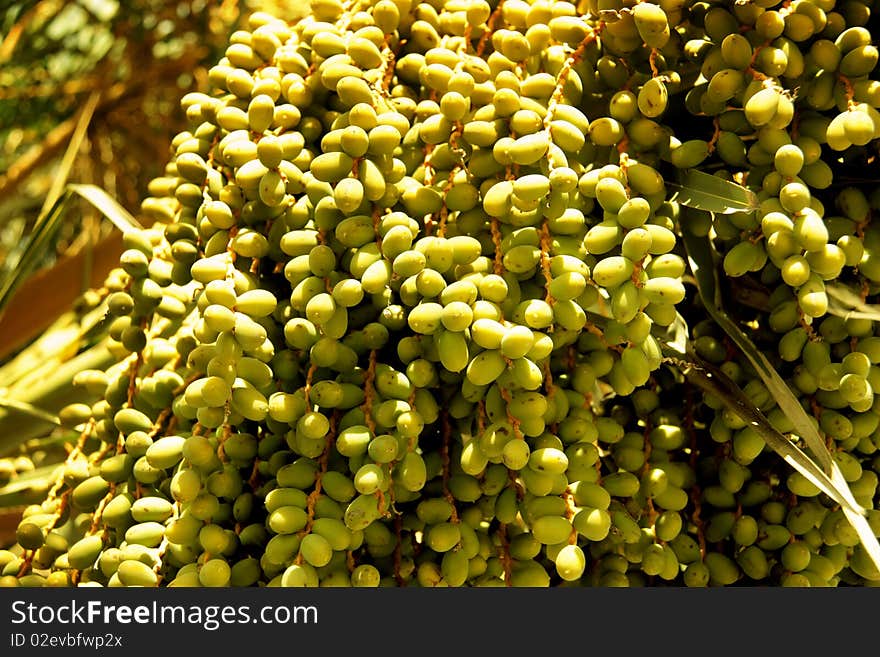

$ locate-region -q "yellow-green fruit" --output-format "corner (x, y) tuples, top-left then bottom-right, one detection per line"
(199, 559), (232, 587)
(722, 32), (753, 67)
(716, 132), (748, 166)
(24, 1), (874, 590)
(825, 112), (851, 151)
(573, 507), (612, 541)
(311, 152), (355, 183)
(72, 476), (111, 511)
(231, 387), (269, 421)
(299, 534), (333, 567)
(842, 110), (876, 147)
(441, 301), (474, 332)
(595, 177), (629, 214)
(59, 403), (92, 429)
(66, 535), (104, 570)
(621, 346), (651, 386)
(609, 90), (639, 122)
(483, 179), (514, 217)
(101, 494), (133, 529)
(334, 178), (366, 214)
(839, 45), (878, 78)
(723, 241), (763, 277)
(683, 561), (710, 587)
(611, 282), (641, 324)
(114, 408), (152, 435)
(585, 221), (623, 255)
(185, 376), (231, 408)
(216, 106), (249, 131)
(793, 210), (828, 252)
(99, 454), (134, 483)
(621, 228), (653, 261)
(500, 326), (535, 360)
(398, 452), (427, 492)
(626, 162), (664, 196)
(592, 256), (634, 289)
(425, 522), (460, 553)
(670, 139), (709, 168)
(145, 435), (186, 470)
(131, 497), (173, 523)
(779, 182), (811, 214)
(408, 302), (444, 334)
(269, 506), (308, 535)
(471, 319), (506, 350)
(641, 277), (686, 305)
(514, 174), (550, 201)
(617, 197), (651, 229)
(633, 3), (670, 48)
(781, 255), (811, 287)
(236, 289), (277, 317)
(125, 522), (165, 548)
(466, 350), (507, 386)
(744, 87), (780, 127)
(548, 272), (587, 302)
(589, 117), (625, 146)
(508, 133), (550, 166)
(176, 152), (208, 184)
(528, 448), (569, 475)
(518, 299), (554, 329)
(549, 120), (586, 153)
(531, 516), (573, 545)
(706, 553), (740, 586)
(248, 94), (276, 133)
(774, 144), (804, 176)
(117, 560), (159, 587)
(554, 544), (586, 581)
(502, 439), (530, 470)
(638, 78), (668, 118)
(437, 330), (470, 373)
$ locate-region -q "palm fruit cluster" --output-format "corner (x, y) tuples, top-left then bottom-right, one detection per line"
(2, 0), (880, 588)
(673, 0), (880, 584)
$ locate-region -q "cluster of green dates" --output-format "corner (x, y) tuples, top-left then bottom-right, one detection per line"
(3, 0), (880, 588)
(667, 0), (880, 584)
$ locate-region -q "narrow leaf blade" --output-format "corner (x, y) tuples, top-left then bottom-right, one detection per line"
(843, 507), (880, 577)
(667, 169), (760, 215)
(826, 282), (880, 322)
(0, 396), (60, 426)
(670, 351), (857, 510)
(34, 91), (100, 229)
(68, 183), (142, 233)
(0, 192), (73, 317)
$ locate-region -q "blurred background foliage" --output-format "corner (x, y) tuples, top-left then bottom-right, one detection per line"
(0, 0), (307, 359)
(0, 0), (307, 541)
